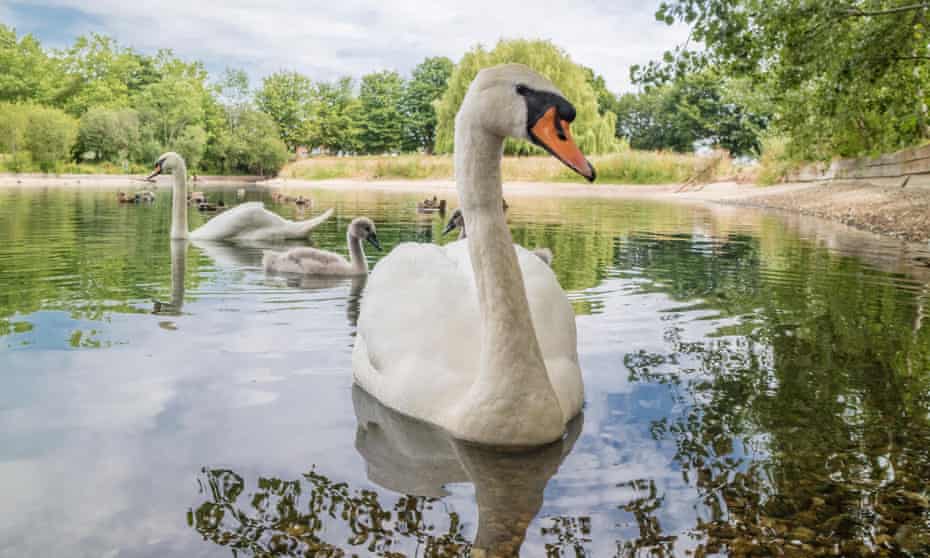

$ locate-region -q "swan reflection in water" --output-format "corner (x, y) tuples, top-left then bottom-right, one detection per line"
(152, 239), (188, 317)
(188, 386), (583, 556)
(151, 240), (366, 327)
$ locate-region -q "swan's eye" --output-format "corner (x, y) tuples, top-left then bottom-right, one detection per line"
(516, 84), (530, 96)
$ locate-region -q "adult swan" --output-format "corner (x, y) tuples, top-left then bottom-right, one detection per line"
(146, 152), (334, 241)
(353, 64), (595, 447)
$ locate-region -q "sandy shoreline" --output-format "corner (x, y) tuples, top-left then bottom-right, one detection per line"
(0, 172), (817, 202)
(261, 176), (820, 202)
(5, 172), (930, 243)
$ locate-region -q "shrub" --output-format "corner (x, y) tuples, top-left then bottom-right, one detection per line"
(756, 136), (796, 185)
(0, 102), (29, 157)
(77, 108), (140, 163)
(23, 105), (78, 172)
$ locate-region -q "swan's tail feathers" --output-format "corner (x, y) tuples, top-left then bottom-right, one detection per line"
(533, 248), (553, 266)
(288, 207), (335, 238)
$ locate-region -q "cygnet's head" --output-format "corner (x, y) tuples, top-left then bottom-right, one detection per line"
(147, 152), (184, 179)
(442, 208), (466, 236)
(349, 217), (381, 250)
(442, 200), (509, 236)
(457, 63), (595, 182)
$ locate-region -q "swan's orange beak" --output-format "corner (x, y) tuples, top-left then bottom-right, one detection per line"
(529, 107), (596, 182)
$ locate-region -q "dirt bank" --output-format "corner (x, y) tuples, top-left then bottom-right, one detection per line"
(720, 178), (930, 243)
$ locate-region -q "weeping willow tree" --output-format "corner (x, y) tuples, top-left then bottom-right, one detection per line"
(434, 39), (623, 155)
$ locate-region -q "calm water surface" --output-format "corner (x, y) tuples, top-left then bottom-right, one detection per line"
(2, 184), (930, 557)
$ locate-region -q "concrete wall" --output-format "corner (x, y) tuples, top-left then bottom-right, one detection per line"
(788, 143), (930, 182)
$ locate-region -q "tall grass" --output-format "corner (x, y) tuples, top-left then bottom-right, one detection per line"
(282, 150), (722, 185)
(755, 136), (797, 185)
(0, 154), (150, 175)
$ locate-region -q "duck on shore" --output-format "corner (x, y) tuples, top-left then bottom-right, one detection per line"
(417, 196), (447, 213)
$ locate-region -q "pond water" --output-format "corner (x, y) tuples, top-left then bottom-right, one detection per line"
(2, 184), (930, 557)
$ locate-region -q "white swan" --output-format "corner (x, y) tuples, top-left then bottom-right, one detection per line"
(443, 207), (553, 266)
(146, 152), (334, 241)
(261, 217), (381, 276)
(353, 64), (596, 447)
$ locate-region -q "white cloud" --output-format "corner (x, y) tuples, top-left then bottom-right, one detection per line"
(9, 0), (690, 91)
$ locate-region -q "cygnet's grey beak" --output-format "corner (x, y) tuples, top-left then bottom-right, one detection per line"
(442, 217), (458, 236)
(367, 233), (382, 251)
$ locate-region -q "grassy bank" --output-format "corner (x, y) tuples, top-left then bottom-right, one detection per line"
(281, 150), (736, 185)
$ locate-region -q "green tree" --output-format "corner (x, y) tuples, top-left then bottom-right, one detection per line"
(399, 57), (453, 153)
(357, 70), (404, 154)
(252, 134), (289, 176)
(0, 24), (56, 103)
(218, 68), (250, 107)
(582, 66), (619, 116)
(615, 70), (767, 155)
(55, 34), (154, 115)
(255, 70), (313, 151)
(135, 74), (207, 149)
(76, 107), (140, 162)
(642, 0), (930, 159)
(435, 39), (623, 155)
(0, 102), (28, 157)
(308, 77), (362, 154)
(210, 107), (288, 175)
(23, 105), (78, 171)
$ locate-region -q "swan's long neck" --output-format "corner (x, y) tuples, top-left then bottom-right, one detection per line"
(452, 117), (563, 445)
(347, 231), (368, 274)
(170, 158), (188, 239)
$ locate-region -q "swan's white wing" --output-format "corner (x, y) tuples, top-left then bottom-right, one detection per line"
(190, 202), (285, 240)
(190, 204), (334, 241)
(354, 242), (481, 422)
(353, 239), (582, 426)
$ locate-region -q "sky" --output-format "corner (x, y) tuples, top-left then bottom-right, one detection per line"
(2, 0), (690, 93)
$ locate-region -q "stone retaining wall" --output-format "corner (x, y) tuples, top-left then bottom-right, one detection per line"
(788, 143), (930, 182)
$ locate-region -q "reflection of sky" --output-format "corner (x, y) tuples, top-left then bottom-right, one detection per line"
(1, 189), (926, 557)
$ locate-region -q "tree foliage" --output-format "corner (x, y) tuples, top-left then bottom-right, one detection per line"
(210, 108), (288, 175)
(640, 0), (930, 159)
(23, 105), (78, 171)
(0, 102), (28, 157)
(435, 39), (623, 155)
(358, 70), (404, 154)
(56, 34), (161, 115)
(307, 77), (362, 154)
(616, 70), (768, 155)
(0, 24), (55, 103)
(76, 108), (140, 163)
(255, 71), (313, 151)
(400, 57), (453, 153)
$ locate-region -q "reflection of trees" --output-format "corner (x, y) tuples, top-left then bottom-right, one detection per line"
(190, 467), (471, 556)
(0, 189), (205, 339)
(190, 388), (587, 557)
(620, 231), (930, 556)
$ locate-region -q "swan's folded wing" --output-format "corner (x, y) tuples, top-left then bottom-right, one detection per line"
(354, 242), (480, 417)
(190, 202), (286, 240)
(285, 247), (345, 266)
